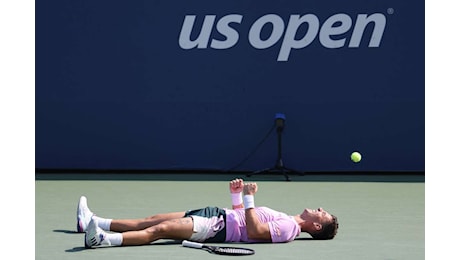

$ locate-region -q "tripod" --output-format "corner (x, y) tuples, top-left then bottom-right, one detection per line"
(246, 113), (304, 181)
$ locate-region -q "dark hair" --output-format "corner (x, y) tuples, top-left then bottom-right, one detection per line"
(310, 214), (339, 240)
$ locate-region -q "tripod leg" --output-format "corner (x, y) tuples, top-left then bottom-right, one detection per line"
(284, 167), (305, 176)
(283, 171), (291, 181)
(276, 168), (291, 181)
(247, 167), (271, 177)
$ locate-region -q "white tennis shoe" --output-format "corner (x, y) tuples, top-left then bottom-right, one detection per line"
(85, 217), (111, 248)
(77, 196), (94, 233)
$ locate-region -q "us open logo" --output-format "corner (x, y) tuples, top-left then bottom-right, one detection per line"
(178, 12), (389, 61)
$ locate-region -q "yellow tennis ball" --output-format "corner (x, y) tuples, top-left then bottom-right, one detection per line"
(351, 152), (362, 163)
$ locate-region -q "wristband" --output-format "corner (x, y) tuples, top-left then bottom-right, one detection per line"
(243, 195), (255, 209)
(231, 193), (243, 205)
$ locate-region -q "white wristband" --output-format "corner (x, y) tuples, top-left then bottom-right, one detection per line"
(243, 195), (255, 209)
(231, 193), (243, 205)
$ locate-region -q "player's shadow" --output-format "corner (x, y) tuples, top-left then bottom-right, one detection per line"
(54, 229), (80, 234)
(55, 230), (182, 253)
(65, 247), (86, 252)
(55, 229), (313, 252)
(52, 229), (86, 252)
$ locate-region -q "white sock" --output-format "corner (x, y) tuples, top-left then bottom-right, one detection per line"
(105, 232), (123, 246)
(93, 216), (112, 231)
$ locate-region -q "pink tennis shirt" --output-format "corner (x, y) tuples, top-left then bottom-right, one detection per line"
(224, 206), (300, 243)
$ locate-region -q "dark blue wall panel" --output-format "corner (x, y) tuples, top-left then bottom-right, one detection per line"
(36, 0), (424, 172)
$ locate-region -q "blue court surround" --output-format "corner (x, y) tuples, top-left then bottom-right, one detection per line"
(35, 0), (424, 172)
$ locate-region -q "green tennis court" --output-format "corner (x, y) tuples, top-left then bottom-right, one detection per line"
(35, 173), (424, 260)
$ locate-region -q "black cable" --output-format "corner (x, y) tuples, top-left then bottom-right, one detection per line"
(226, 124), (276, 172)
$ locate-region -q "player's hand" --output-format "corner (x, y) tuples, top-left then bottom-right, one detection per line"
(229, 178), (244, 194)
(243, 182), (258, 195)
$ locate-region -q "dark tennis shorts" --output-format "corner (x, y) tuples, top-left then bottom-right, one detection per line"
(184, 206), (227, 243)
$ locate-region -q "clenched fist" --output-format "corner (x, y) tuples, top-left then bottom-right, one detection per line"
(229, 178), (244, 194)
(243, 182), (258, 195)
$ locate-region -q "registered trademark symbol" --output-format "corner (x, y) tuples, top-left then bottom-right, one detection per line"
(387, 8), (394, 15)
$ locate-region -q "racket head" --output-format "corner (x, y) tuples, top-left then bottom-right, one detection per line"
(182, 240), (255, 256)
(208, 245), (255, 256)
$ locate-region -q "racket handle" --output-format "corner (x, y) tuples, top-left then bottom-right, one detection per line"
(182, 240), (204, 249)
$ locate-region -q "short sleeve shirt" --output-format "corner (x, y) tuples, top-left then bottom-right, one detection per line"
(225, 207), (300, 243)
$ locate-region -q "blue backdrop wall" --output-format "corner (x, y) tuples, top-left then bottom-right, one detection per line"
(36, 0), (424, 172)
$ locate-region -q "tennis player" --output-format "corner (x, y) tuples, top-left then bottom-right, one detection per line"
(78, 178), (338, 248)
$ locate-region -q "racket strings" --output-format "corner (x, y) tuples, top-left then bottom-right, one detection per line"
(216, 247), (254, 255)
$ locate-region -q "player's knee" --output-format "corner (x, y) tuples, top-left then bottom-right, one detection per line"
(146, 222), (170, 236)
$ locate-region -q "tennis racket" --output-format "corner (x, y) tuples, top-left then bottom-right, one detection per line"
(182, 240), (255, 256)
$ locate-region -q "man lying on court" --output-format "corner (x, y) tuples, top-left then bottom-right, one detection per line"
(77, 178), (339, 248)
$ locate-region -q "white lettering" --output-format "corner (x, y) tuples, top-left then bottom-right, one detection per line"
(179, 15), (216, 49)
(210, 14), (243, 49)
(349, 13), (386, 47)
(278, 14), (319, 61)
(248, 14), (285, 49)
(178, 12), (387, 61)
(319, 13), (352, 48)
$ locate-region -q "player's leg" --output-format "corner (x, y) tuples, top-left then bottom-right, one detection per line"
(85, 207), (228, 248)
(85, 216), (194, 248)
(109, 211), (187, 232)
(121, 217), (194, 246)
(76, 195), (186, 233)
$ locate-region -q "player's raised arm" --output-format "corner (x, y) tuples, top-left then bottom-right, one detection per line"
(243, 183), (271, 241)
(229, 179), (244, 209)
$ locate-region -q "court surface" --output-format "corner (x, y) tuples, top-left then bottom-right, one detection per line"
(36, 173), (424, 260)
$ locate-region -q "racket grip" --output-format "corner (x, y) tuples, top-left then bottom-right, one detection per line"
(182, 240), (204, 249)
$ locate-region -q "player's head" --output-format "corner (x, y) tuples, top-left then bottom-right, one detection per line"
(300, 208), (339, 240)
(310, 213), (338, 239)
